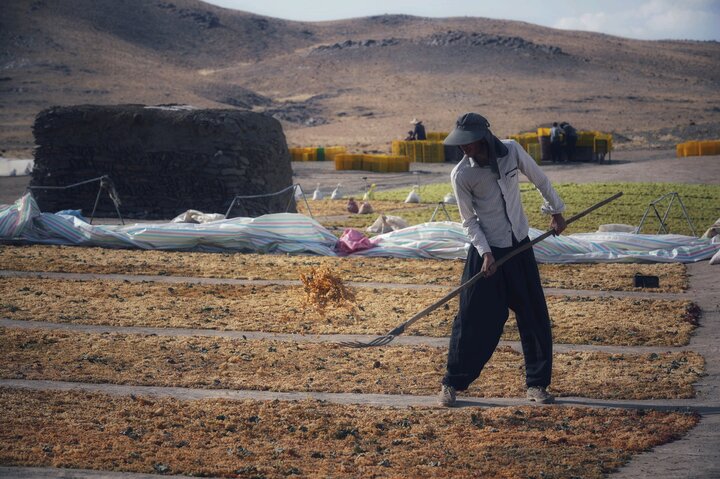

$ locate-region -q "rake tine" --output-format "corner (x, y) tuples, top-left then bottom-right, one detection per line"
(336, 334), (396, 348)
(335, 340), (367, 348)
(371, 335), (395, 346)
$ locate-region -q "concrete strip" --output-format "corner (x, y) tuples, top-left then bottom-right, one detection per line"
(611, 261), (720, 479)
(0, 318), (692, 354)
(0, 467), (208, 479)
(0, 269), (688, 299)
(1, 379), (713, 410)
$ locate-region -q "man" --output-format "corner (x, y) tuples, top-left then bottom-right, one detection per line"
(560, 122), (578, 162)
(410, 118), (427, 140)
(440, 113), (567, 407)
(549, 121), (564, 163)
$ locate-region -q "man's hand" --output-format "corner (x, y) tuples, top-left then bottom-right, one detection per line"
(551, 213), (567, 235)
(481, 252), (497, 277)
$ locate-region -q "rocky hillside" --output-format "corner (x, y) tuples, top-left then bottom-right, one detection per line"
(2, 0), (719, 155)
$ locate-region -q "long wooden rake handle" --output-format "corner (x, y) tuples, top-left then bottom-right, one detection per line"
(340, 192), (623, 347)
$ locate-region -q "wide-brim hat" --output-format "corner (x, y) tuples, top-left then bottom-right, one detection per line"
(410, 118), (421, 124)
(443, 112), (494, 146)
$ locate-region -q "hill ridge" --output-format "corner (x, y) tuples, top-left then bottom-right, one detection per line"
(1, 0), (719, 155)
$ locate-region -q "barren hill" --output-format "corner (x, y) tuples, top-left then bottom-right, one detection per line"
(2, 0), (719, 156)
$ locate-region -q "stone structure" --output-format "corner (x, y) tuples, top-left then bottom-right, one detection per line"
(30, 105), (295, 219)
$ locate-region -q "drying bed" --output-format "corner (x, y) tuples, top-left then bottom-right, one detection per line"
(0, 278), (697, 346)
(0, 328), (703, 400)
(0, 245), (688, 292)
(0, 388), (699, 479)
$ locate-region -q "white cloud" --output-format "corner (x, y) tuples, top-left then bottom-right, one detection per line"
(553, 0), (720, 40)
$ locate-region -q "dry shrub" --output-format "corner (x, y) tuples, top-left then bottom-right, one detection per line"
(299, 266), (357, 316)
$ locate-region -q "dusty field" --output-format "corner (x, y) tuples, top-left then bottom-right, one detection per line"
(0, 328), (703, 400)
(0, 388), (699, 479)
(0, 245), (689, 292)
(0, 243), (705, 477)
(0, 278), (697, 346)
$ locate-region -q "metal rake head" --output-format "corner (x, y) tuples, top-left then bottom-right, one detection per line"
(337, 334), (396, 348)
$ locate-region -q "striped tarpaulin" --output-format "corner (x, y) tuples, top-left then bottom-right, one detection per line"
(1, 194), (718, 263)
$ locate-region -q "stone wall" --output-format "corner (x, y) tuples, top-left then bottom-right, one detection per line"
(30, 105), (295, 219)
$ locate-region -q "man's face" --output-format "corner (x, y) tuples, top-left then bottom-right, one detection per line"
(460, 140), (488, 159)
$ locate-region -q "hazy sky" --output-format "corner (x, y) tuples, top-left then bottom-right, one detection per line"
(203, 0), (720, 41)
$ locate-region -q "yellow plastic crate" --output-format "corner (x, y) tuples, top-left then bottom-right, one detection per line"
(398, 141), (445, 162)
(333, 154), (350, 170)
(684, 141), (700, 157)
(406, 141), (422, 162)
(699, 140), (719, 156)
(392, 156), (410, 172)
(676, 143), (686, 157)
(324, 146), (347, 162)
(391, 140), (404, 156)
(426, 131), (449, 141)
(291, 147), (318, 161)
(421, 141), (444, 163)
(361, 155), (376, 172)
(576, 131), (596, 148)
(528, 143), (542, 164)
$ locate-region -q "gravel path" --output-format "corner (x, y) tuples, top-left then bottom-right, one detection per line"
(609, 261), (720, 478)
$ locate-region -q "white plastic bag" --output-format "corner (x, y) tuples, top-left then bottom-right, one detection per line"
(701, 218), (720, 239)
(367, 214), (409, 234)
(405, 185), (420, 203)
(172, 210), (226, 224)
(330, 183), (342, 200)
(710, 248), (720, 265)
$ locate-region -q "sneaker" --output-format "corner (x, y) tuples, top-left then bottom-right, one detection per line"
(438, 384), (457, 407)
(526, 386), (555, 404)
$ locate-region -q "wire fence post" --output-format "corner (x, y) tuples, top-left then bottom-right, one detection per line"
(27, 175), (124, 225)
(225, 183), (313, 219)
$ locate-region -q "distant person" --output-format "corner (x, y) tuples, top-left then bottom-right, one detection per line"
(560, 122), (578, 162)
(549, 122), (564, 163)
(404, 130), (415, 141)
(410, 118), (426, 140)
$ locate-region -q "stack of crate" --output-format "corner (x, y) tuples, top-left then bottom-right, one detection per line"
(510, 128), (613, 163)
(288, 146), (347, 161)
(426, 131), (449, 141)
(508, 132), (541, 163)
(334, 154), (410, 172)
(391, 139), (445, 162)
(676, 140), (720, 157)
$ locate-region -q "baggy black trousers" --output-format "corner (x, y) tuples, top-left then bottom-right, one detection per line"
(442, 237), (553, 391)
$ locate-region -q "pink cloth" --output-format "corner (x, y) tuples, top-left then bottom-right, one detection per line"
(335, 228), (376, 254)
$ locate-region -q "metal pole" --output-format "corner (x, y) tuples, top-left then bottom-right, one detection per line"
(675, 194), (698, 237)
(225, 197), (237, 218)
(89, 183), (104, 225)
(658, 193), (677, 234)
